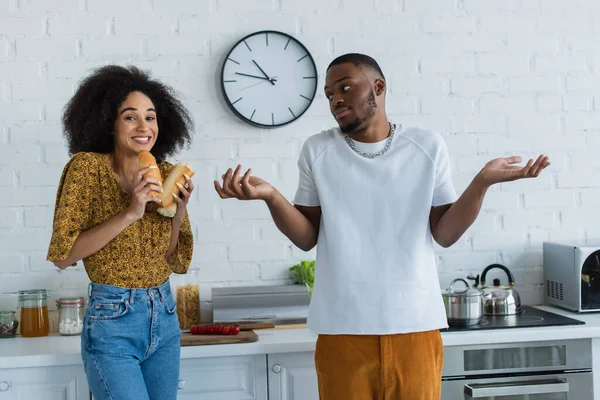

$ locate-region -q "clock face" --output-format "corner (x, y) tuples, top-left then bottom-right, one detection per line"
(221, 30), (318, 128)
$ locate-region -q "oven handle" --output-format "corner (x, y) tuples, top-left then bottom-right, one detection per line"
(464, 380), (569, 397)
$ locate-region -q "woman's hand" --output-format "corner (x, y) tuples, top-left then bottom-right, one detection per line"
(172, 175), (194, 222)
(126, 167), (163, 221)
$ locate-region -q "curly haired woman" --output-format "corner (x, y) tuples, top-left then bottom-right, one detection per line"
(46, 65), (195, 400)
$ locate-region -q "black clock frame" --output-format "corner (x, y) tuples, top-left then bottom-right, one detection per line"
(220, 30), (318, 128)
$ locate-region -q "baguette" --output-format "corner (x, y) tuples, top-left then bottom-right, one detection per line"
(138, 150), (163, 198)
(156, 163), (195, 217)
(157, 202), (178, 218)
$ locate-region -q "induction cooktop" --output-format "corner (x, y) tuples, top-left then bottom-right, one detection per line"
(443, 305), (585, 332)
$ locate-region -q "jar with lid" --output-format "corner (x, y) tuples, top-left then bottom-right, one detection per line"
(0, 311), (18, 338)
(56, 297), (85, 336)
(18, 289), (50, 337)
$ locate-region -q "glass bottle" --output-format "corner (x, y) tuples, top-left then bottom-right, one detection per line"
(18, 289), (50, 337)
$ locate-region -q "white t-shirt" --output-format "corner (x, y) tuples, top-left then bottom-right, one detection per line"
(294, 124), (457, 335)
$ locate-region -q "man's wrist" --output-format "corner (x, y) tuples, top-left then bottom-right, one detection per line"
(472, 172), (492, 193)
(264, 188), (282, 206)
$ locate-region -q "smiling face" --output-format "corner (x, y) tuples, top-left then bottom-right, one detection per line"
(324, 63), (385, 134)
(113, 91), (158, 155)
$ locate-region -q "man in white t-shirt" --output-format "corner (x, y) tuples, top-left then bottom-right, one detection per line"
(214, 53), (550, 400)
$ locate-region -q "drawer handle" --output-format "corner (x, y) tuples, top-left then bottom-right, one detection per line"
(0, 381), (9, 391)
(177, 380), (186, 390)
(465, 380), (569, 397)
(272, 364), (282, 373)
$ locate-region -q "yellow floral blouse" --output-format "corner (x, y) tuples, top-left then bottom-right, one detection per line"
(47, 152), (194, 288)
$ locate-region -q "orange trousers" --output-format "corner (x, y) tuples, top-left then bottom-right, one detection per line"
(314, 330), (443, 400)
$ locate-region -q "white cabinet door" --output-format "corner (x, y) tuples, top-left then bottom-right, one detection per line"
(0, 365), (89, 400)
(177, 355), (267, 400)
(268, 352), (319, 400)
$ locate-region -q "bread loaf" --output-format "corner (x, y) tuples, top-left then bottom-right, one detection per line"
(138, 150), (163, 198)
(157, 202), (177, 218)
(156, 163), (195, 217)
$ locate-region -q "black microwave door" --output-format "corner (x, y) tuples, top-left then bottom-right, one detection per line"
(581, 250), (600, 310)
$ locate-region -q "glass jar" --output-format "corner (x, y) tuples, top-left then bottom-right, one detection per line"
(171, 274), (200, 330)
(56, 297), (85, 336)
(0, 311), (18, 338)
(18, 289), (50, 338)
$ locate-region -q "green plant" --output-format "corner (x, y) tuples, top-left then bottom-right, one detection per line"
(289, 260), (315, 296)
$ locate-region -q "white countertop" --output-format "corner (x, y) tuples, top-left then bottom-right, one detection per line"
(3, 305), (600, 369)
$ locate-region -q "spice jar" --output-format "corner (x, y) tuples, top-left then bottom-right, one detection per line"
(0, 311), (18, 338)
(18, 289), (50, 337)
(56, 297), (85, 336)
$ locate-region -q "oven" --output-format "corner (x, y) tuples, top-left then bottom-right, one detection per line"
(441, 338), (593, 399)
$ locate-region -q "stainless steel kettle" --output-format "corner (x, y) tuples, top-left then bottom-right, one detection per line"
(468, 264), (522, 316)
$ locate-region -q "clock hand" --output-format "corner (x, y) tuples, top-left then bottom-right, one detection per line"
(252, 60), (276, 86)
(241, 77), (278, 91)
(235, 72), (273, 81)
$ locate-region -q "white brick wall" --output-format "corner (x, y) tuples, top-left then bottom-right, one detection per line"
(1, 0), (600, 310)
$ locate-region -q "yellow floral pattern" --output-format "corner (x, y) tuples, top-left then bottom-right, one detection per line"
(47, 152), (194, 288)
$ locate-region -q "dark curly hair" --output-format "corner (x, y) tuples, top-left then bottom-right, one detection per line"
(327, 53), (386, 81)
(62, 65), (194, 161)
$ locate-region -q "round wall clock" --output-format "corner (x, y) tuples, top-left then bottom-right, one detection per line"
(221, 30), (318, 128)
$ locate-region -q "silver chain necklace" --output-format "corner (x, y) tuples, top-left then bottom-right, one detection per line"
(343, 123), (396, 159)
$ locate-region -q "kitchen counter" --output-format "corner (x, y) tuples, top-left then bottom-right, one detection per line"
(0, 328), (320, 369)
(3, 305), (600, 369)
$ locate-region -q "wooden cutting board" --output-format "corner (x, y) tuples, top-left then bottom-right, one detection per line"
(234, 322), (275, 331)
(273, 323), (307, 330)
(180, 330), (258, 346)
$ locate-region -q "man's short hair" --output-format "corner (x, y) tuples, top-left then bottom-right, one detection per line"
(327, 53), (385, 81)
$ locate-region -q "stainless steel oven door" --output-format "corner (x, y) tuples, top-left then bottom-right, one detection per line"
(441, 372), (593, 400)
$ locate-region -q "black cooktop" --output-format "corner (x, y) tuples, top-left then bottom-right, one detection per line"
(443, 305), (585, 332)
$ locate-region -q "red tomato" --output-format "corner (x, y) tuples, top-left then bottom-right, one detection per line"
(190, 326), (198, 335)
(231, 325), (240, 335)
(197, 325), (205, 334)
(222, 326), (231, 335)
(206, 325), (213, 334)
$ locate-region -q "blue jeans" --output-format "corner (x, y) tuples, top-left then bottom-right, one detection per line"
(81, 280), (181, 400)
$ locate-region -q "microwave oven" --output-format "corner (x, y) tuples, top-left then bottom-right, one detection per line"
(543, 242), (600, 312)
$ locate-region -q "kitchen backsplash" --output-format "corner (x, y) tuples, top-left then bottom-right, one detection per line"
(2, 0), (600, 311)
